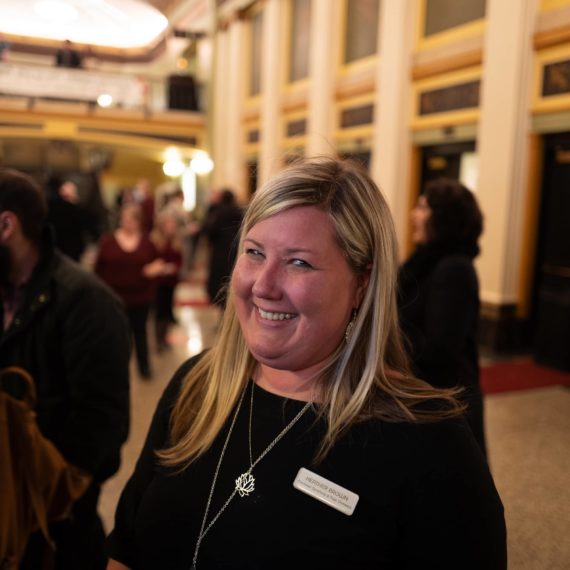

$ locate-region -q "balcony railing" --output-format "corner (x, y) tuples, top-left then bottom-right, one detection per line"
(0, 61), (201, 114)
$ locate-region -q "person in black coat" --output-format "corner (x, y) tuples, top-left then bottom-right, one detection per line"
(45, 175), (97, 262)
(398, 178), (487, 456)
(201, 188), (243, 307)
(55, 40), (82, 68)
(0, 168), (131, 569)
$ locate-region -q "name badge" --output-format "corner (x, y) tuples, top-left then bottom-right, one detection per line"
(293, 467), (359, 516)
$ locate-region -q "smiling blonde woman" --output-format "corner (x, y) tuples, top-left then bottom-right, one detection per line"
(107, 157), (506, 570)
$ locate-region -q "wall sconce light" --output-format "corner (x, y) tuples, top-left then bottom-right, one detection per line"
(190, 153), (214, 175)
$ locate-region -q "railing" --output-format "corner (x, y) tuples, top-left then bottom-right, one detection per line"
(0, 61), (201, 114)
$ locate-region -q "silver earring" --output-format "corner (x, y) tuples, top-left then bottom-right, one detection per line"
(344, 309), (358, 342)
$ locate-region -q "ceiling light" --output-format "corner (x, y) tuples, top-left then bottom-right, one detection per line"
(0, 0), (169, 48)
(34, 0), (78, 24)
(97, 93), (113, 107)
(163, 159), (185, 177)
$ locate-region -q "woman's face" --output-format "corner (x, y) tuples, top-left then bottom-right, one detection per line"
(232, 206), (366, 377)
(161, 216), (178, 237)
(120, 207), (141, 233)
(410, 195), (431, 245)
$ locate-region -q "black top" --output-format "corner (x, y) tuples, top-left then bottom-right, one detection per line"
(398, 243), (480, 391)
(398, 243), (486, 455)
(201, 204), (243, 306)
(108, 355), (506, 569)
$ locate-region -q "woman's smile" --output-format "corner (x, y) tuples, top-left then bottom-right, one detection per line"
(256, 306), (297, 321)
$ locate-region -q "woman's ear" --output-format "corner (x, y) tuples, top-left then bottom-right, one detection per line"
(0, 211), (17, 241)
(353, 265), (371, 307)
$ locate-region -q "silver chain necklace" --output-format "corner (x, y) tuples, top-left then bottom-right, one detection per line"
(191, 381), (312, 569)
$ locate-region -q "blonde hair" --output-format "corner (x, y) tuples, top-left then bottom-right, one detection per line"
(150, 211), (182, 251)
(158, 157), (463, 469)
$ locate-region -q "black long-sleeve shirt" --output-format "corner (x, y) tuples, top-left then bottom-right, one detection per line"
(108, 355), (506, 569)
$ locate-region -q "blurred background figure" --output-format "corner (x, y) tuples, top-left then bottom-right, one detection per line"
(0, 168), (130, 570)
(95, 203), (164, 379)
(45, 174), (97, 262)
(398, 178), (486, 456)
(150, 211), (182, 352)
(201, 188), (243, 308)
(0, 33), (10, 61)
(55, 40), (82, 68)
(131, 179), (155, 235)
(159, 187), (200, 274)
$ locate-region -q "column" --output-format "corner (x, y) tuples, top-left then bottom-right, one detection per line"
(211, 25), (230, 188)
(306, 0), (336, 156)
(476, 0), (538, 307)
(370, 0), (415, 245)
(259, 0), (285, 186)
(225, 16), (247, 198)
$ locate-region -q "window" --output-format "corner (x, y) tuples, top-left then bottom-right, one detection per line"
(289, 0), (311, 82)
(424, 0), (486, 37)
(250, 10), (263, 96)
(344, 0), (380, 64)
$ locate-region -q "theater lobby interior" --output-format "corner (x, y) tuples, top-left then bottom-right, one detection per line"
(1, 1), (569, 568)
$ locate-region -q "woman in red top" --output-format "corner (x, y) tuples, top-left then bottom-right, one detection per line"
(150, 211), (183, 352)
(95, 203), (164, 379)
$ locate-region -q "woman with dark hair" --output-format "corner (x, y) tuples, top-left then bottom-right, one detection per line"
(398, 178), (487, 456)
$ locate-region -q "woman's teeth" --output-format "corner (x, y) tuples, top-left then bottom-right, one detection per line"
(258, 308), (295, 321)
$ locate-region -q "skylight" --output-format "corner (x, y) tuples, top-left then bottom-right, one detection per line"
(0, 0), (169, 49)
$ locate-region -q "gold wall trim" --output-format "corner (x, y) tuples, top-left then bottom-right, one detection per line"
(412, 49), (483, 80)
(0, 106), (205, 158)
(532, 43), (570, 113)
(532, 110), (570, 132)
(411, 123), (478, 145)
(534, 23), (570, 49)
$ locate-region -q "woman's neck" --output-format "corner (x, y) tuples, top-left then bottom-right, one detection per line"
(254, 365), (321, 402)
(115, 228), (141, 251)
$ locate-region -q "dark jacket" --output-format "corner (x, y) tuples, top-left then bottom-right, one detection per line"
(47, 197), (97, 261)
(202, 203), (243, 306)
(0, 235), (130, 481)
(0, 232), (131, 568)
(398, 242), (486, 455)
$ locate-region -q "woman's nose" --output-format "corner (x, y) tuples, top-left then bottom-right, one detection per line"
(252, 262), (282, 299)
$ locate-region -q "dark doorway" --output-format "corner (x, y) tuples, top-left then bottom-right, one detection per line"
(532, 133), (570, 371)
(420, 141), (477, 188)
(247, 160), (258, 197)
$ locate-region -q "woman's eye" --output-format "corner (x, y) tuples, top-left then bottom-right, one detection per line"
(245, 248), (263, 258)
(290, 258), (313, 269)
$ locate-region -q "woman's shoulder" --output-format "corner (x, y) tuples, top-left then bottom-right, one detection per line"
(353, 414), (484, 473)
(431, 252), (477, 288)
(160, 351), (208, 408)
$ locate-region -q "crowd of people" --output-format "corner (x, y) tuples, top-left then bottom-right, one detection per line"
(0, 158), (505, 569)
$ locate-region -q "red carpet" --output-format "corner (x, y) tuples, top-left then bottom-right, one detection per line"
(481, 359), (570, 394)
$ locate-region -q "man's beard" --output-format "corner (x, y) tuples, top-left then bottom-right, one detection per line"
(0, 243), (13, 288)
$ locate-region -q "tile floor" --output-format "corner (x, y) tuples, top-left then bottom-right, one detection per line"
(99, 283), (570, 570)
